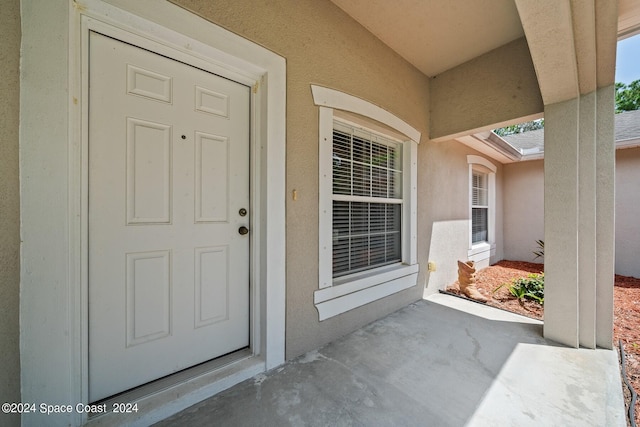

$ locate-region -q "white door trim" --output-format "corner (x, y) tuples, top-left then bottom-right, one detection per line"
(20, 1), (285, 425)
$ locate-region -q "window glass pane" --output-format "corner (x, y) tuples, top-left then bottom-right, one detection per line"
(390, 170), (402, 198)
(472, 172), (488, 206)
(371, 166), (388, 197)
(352, 135), (369, 164)
(332, 123), (402, 200)
(369, 235), (386, 265)
(349, 236), (370, 271)
(350, 202), (369, 235)
(332, 236), (350, 274)
(371, 142), (388, 167)
(333, 129), (350, 158)
(472, 207), (488, 243)
(332, 121), (404, 278)
(333, 201), (350, 237)
(386, 231), (401, 261)
(333, 158), (351, 195)
(332, 201), (402, 277)
(352, 162), (369, 196)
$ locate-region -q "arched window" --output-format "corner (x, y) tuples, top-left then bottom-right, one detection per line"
(312, 85), (420, 320)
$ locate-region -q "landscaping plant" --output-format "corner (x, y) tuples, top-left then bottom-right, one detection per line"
(533, 239), (544, 261)
(494, 272), (545, 305)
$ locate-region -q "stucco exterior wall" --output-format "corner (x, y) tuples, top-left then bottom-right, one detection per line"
(616, 147), (640, 278)
(421, 141), (504, 293)
(504, 149), (640, 280)
(0, 0), (22, 425)
(173, 0), (431, 359)
(430, 38), (543, 142)
(503, 159), (545, 263)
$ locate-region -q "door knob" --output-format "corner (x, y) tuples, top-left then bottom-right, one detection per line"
(238, 226), (249, 235)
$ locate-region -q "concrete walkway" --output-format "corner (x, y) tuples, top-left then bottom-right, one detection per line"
(156, 294), (625, 426)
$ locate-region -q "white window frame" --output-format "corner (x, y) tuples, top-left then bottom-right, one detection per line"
(312, 85), (420, 321)
(471, 170), (489, 244)
(467, 155), (496, 264)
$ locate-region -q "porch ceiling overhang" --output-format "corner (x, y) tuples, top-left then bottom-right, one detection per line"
(332, 0), (640, 108)
(330, 0), (525, 78)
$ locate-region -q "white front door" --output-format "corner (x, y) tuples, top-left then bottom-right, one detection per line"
(88, 32), (251, 402)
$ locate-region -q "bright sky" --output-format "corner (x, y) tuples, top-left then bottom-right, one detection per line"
(616, 34), (640, 84)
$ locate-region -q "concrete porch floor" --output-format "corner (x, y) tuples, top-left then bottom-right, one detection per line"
(156, 294), (625, 426)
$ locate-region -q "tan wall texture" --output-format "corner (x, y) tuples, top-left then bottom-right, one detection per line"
(616, 147), (640, 278)
(505, 150), (640, 279)
(173, 0), (431, 359)
(0, 0), (22, 425)
(430, 38), (543, 141)
(503, 159), (545, 263)
(422, 141), (504, 293)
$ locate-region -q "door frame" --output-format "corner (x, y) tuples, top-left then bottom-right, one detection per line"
(20, 1), (285, 425)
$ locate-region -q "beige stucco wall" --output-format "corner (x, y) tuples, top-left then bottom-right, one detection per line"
(430, 37), (544, 142)
(173, 0), (431, 359)
(503, 159), (545, 263)
(0, 0), (21, 425)
(616, 147), (640, 278)
(422, 141), (504, 293)
(504, 149), (640, 280)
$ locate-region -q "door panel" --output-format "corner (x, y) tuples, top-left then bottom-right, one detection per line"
(88, 32), (251, 402)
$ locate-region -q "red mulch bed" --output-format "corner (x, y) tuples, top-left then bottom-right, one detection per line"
(446, 260), (640, 425)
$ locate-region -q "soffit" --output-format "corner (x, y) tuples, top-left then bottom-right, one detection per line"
(619, 0), (640, 39)
(330, 0), (524, 77)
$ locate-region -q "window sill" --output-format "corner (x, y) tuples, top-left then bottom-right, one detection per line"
(468, 242), (495, 262)
(314, 264), (419, 321)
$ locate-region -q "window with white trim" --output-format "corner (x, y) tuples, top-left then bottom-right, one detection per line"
(467, 155), (496, 265)
(471, 171), (489, 244)
(312, 85), (420, 321)
(332, 121), (403, 277)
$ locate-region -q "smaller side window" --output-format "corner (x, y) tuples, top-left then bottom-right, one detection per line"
(471, 170), (489, 244)
(467, 155), (496, 265)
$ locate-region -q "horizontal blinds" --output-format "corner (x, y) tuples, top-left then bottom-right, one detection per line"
(472, 172), (488, 207)
(471, 207), (488, 244)
(471, 171), (488, 244)
(333, 202), (401, 276)
(333, 122), (402, 199)
(332, 121), (403, 278)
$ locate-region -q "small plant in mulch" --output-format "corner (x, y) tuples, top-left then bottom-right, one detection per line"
(533, 239), (544, 261)
(494, 272), (545, 306)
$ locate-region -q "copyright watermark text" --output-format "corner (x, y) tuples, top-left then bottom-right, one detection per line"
(2, 402), (138, 415)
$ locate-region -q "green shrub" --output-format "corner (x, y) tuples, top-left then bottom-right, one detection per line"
(494, 273), (544, 305)
(510, 273), (544, 305)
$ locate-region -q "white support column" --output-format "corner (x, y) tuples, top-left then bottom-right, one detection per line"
(595, 85), (615, 349)
(544, 98), (580, 348)
(518, 0), (618, 350)
(543, 88), (616, 349)
(578, 92), (597, 349)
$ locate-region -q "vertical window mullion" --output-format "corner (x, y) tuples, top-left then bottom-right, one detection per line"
(369, 138), (373, 198)
(384, 202), (388, 263)
(367, 202), (371, 267)
(348, 201), (352, 273)
(349, 133), (354, 197)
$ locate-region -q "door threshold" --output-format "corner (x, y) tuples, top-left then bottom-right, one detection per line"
(86, 348), (263, 426)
